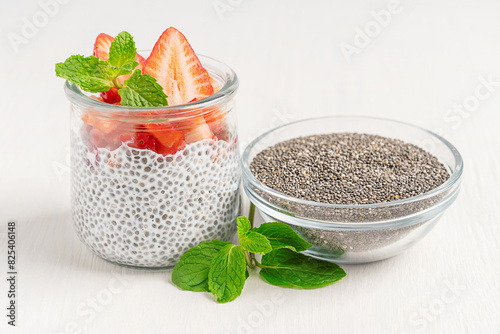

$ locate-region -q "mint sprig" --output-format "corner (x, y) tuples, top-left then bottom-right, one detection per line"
(236, 216), (251, 237)
(254, 222), (312, 252)
(108, 31), (138, 68)
(172, 213), (346, 303)
(239, 231), (272, 255)
(259, 248), (346, 289)
(208, 244), (247, 303)
(55, 55), (114, 93)
(55, 31), (168, 107)
(171, 240), (230, 292)
(119, 70), (169, 107)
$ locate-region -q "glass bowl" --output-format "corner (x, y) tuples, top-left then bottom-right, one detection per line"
(241, 116), (463, 264)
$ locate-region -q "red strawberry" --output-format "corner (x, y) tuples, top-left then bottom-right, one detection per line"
(174, 116), (214, 144)
(209, 76), (220, 93)
(204, 108), (228, 141)
(145, 123), (186, 155)
(82, 113), (120, 135)
(93, 33), (114, 61)
(101, 87), (121, 104)
(143, 27), (214, 106)
(89, 127), (107, 148)
(89, 126), (122, 151)
(120, 133), (156, 151)
(89, 95), (105, 102)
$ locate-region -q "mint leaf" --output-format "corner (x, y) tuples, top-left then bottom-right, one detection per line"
(169, 216), (345, 303)
(237, 216), (251, 238)
(259, 248), (346, 289)
(239, 231), (272, 255)
(108, 31), (137, 67)
(55, 55), (113, 92)
(208, 244), (247, 303)
(118, 70), (168, 107)
(254, 222), (312, 252)
(171, 240), (230, 292)
(108, 61), (138, 79)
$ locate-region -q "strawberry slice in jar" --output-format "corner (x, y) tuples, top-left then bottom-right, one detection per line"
(143, 122), (186, 155)
(204, 108), (229, 142)
(174, 116), (214, 144)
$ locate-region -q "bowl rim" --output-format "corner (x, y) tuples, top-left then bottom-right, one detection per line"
(241, 115), (464, 211)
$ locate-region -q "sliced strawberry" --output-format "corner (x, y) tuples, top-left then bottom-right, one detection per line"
(134, 54), (146, 72)
(93, 33), (114, 61)
(89, 126), (122, 150)
(89, 127), (106, 148)
(93, 33), (146, 104)
(209, 76), (220, 93)
(174, 116), (214, 144)
(82, 110), (129, 150)
(120, 133), (156, 151)
(82, 113), (120, 135)
(89, 95), (105, 102)
(81, 112), (94, 126)
(143, 27), (214, 106)
(144, 123), (185, 155)
(101, 87), (121, 104)
(204, 108), (228, 141)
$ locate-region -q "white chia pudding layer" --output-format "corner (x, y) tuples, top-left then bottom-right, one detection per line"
(71, 136), (241, 268)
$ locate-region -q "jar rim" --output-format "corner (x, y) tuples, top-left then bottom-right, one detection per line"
(64, 54), (238, 118)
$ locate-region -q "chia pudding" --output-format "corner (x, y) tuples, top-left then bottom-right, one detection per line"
(61, 27), (241, 268)
(249, 132), (451, 257)
(71, 135), (240, 268)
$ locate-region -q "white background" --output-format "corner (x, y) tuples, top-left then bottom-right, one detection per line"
(1, 0), (500, 333)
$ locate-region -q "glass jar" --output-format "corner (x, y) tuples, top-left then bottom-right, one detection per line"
(65, 55), (240, 269)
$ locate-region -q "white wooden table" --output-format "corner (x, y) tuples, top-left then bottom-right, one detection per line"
(1, 0), (499, 333)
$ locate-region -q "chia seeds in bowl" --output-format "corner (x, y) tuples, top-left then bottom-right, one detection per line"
(242, 116), (463, 264)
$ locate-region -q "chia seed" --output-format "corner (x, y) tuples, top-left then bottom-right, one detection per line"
(249, 133), (451, 257)
(250, 133), (449, 205)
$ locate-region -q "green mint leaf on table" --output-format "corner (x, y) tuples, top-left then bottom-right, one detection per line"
(239, 231), (272, 255)
(55, 55), (113, 92)
(254, 222), (312, 252)
(118, 70), (169, 107)
(259, 248), (346, 289)
(208, 244), (247, 303)
(171, 240), (230, 292)
(171, 215), (346, 303)
(237, 216), (251, 238)
(108, 31), (137, 67)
